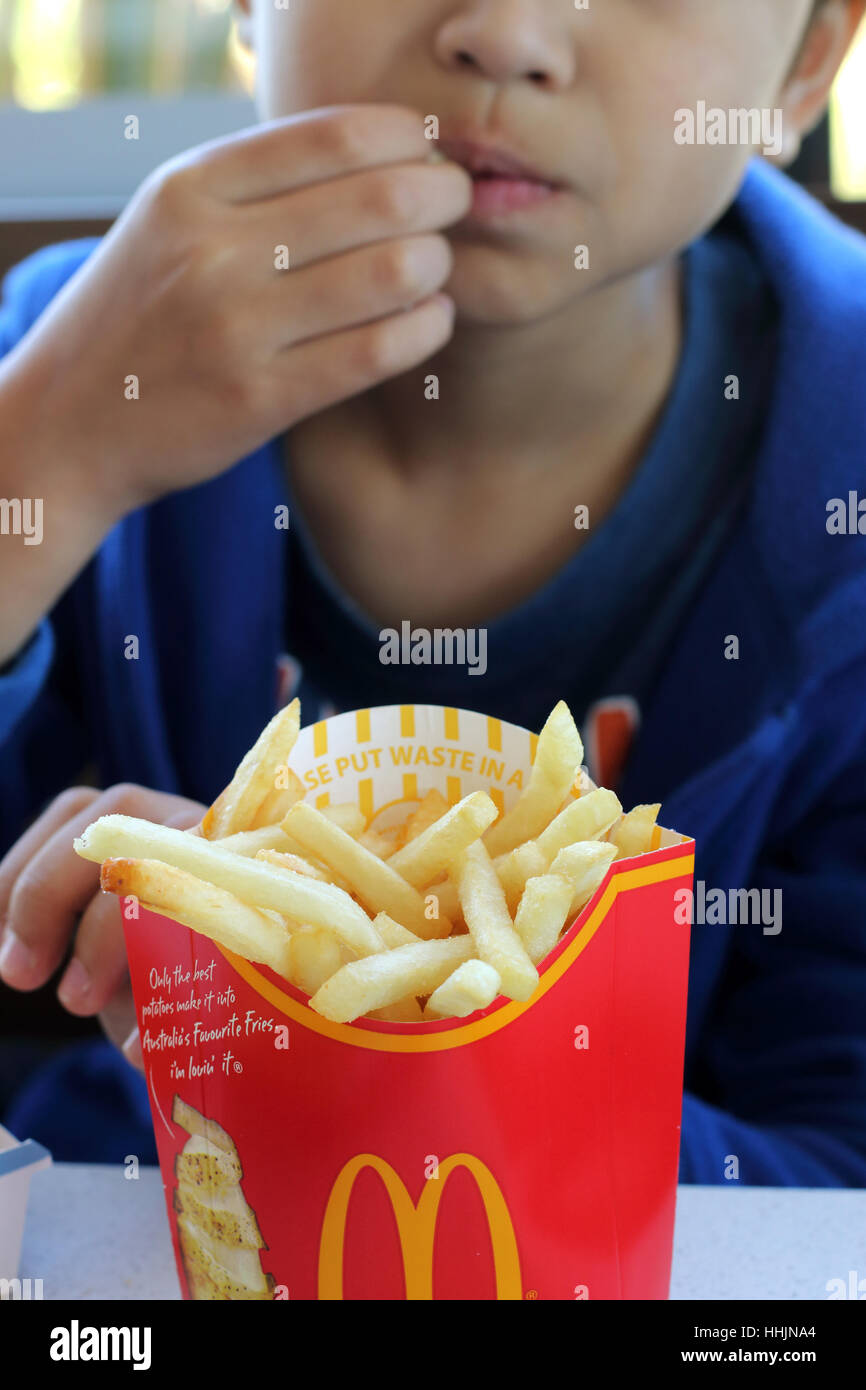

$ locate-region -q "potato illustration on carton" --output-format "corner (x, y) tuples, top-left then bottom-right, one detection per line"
(171, 1096), (273, 1301)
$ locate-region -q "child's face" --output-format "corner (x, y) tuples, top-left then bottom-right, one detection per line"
(239, 0), (822, 325)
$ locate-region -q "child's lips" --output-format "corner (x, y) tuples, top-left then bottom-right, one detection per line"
(436, 136), (565, 221)
(468, 173), (560, 218)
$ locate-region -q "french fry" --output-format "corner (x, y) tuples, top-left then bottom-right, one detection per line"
(426, 960), (501, 1018)
(549, 841), (618, 915)
(256, 847), (329, 880)
(76, 815), (383, 957)
(100, 858), (294, 979)
(535, 787), (622, 863)
(201, 699), (300, 838)
(424, 878), (461, 923)
(288, 927), (345, 995)
(493, 839), (548, 915)
(248, 767), (305, 830)
(369, 996), (425, 1023)
(310, 936), (475, 1023)
(554, 768), (598, 816)
(254, 846), (354, 895)
(213, 826), (291, 858)
(397, 789), (450, 848)
(357, 827), (400, 858)
(574, 767), (598, 796)
(387, 791), (497, 888)
(451, 841), (539, 1001)
(282, 802), (451, 940)
(608, 804), (662, 860)
(484, 701), (583, 856)
(373, 911), (422, 949)
(512, 873), (575, 966)
(319, 803), (367, 837)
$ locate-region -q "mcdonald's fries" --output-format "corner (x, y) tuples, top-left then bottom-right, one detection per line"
(373, 911), (422, 949)
(370, 996), (426, 1023)
(513, 873), (576, 966)
(255, 847), (330, 880)
(289, 927), (345, 995)
(483, 701), (583, 856)
(494, 839), (548, 914)
(451, 840), (539, 1001)
(99, 858), (295, 979)
(255, 846), (354, 895)
(427, 960), (501, 1018)
(608, 803), (662, 859)
(425, 877), (461, 923)
(357, 827), (400, 858)
(76, 697), (672, 1024)
(201, 699), (301, 838)
(213, 826), (291, 858)
(398, 788), (450, 848)
(320, 803), (367, 837)
(549, 841), (619, 917)
(76, 815), (384, 957)
(282, 801), (451, 940)
(311, 935), (475, 1022)
(249, 767), (305, 832)
(386, 791), (497, 887)
(535, 787), (622, 862)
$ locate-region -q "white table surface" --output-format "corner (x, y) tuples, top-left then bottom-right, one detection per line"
(16, 1164), (866, 1300)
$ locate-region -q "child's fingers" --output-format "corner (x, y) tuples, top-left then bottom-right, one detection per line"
(279, 292), (456, 416)
(188, 104), (431, 204)
(0, 786), (100, 933)
(272, 234), (454, 349)
(99, 981), (142, 1072)
(55, 888), (130, 1017)
(244, 160), (471, 272)
(0, 785), (204, 992)
(56, 804), (203, 1017)
(3, 847), (103, 990)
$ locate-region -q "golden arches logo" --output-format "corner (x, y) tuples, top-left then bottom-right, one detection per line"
(318, 1153), (522, 1300)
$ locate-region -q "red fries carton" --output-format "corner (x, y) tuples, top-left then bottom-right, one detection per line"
(121, 704), (693, 1300)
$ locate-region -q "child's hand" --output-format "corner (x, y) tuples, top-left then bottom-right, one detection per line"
(11, 104), (472, 513)
(0, 785), (205, 1070)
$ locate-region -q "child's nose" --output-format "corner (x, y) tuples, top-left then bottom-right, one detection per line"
(434, 1), (575, 91)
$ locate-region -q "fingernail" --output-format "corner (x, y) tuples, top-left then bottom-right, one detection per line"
(0, 930), (37, 983)
(57, 955), (91, 1007)
(122, 1026), (143, 1070)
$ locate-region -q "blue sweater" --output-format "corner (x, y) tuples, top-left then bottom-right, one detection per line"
(2, 159), (866, 1185)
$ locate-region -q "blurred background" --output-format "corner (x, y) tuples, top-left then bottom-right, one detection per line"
(0, 1), (864, 245)
(0, 0), (865, 1146)
(0, 0), (254, 273)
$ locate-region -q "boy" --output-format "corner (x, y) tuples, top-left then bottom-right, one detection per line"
(0, 0), (865, 1184)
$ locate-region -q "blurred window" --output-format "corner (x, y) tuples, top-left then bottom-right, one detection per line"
(0, 0), (247, 108)
(831, 19), (866, 200)
(0, 1), (863, 199)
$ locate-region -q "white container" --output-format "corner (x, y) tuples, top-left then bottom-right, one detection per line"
(0, 1124), (51, 1284)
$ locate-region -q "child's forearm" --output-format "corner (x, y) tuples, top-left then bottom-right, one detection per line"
(0, 358), (130, 667)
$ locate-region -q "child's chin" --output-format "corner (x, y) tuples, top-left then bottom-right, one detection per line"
(446, 253), (577, 328)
